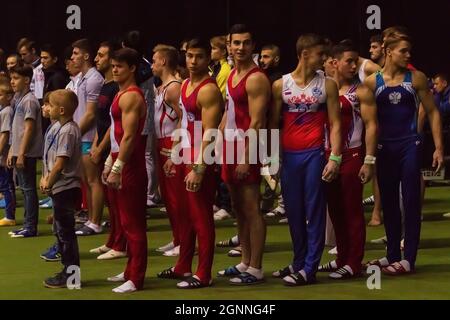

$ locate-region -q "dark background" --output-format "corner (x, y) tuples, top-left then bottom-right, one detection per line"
(1, 0), (449, 76)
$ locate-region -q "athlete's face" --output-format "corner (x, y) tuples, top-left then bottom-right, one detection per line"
(111, 59), (136, 84)
(259, 49), (278, 70)
(369, 42), (383, 62)
(306, 45), (327, 70)
(9, 73), (28, 93)
(19, 46), (35, 64)
(386, 40), (411, 69)
(71, 47), (88, 69)
(41, 51), (57, 70)
(95, 46), (111, 73)
(151, 51), (165, 77)
(230, 33), (254, 63)
(65, 59), (81, 77)
(211, 44), (226, 62)
(433, 76), (448, 94)
(323, 56), (336, 77)
(6, 56), (18, 71)
(336, 51), (359, 80)
(186, 48), (210, 76)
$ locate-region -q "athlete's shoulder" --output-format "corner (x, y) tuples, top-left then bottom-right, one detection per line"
(363, 72), (377, 91)
(119, 88), (144, 108)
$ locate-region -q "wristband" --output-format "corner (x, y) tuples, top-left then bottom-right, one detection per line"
(111, 159), (125, 174)
(364, 155), (376, 165)
(104, 155), (113, 169)
(329, 153), (342, 166)
(192, 164), (207, 175)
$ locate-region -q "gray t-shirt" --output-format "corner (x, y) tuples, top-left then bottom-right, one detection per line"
(44, 121), (82, 195)
(11, 91), (43, 158)
(0, 105), (13, 166)
(74, 67), (104, 142)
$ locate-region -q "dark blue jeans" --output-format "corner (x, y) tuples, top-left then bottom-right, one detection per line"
(16, 157), (39, 233)
(0, 166), (16, 220)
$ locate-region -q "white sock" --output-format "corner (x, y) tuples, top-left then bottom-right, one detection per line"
(399, 260), (411, 271)
(246, 266), (264, 280)
(299, 270), (307, 281)
(112, 280), (137, 293)
(85, 220), (92, 227)
(89, 223), (102, 233)
(342, 265), (354, 275)
(379, 257), (390, 267)
(330, 260), (338, 269)
(236, 262), (249, 273)
(231, 235), (239, 245)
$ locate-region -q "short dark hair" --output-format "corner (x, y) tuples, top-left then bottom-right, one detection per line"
(186, 38), (212, 56)
(17, 38), (39, 54)
(434, 73), (449, 83)
(72, 38), (94, 64)
(40, 44), (58, 59)
(99, 41), (121, 57)
(261, 44), (281, 58)
(296, 33), (327, 56)
(331, 39), (358, 59)
(229, 24), (254, 42)
(10, 64), (33, 80)
(111, 48), (140, 70)
(123, 30), (142, 52)
(370, 34), (383, 45)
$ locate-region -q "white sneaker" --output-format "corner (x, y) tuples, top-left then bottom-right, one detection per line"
(279, 218), (288, 224)
(266, 205), (285, 217)
(156, 241), (175, 252)
(163, 245), (180, 257)
(107, 272), (125, 282)
(160, 207), (167, 212)
(89, 245), (111, 254)
(97, 250), (127, 260)
(112, 280), (137, 293)
(443, 213), (450, 218)
(328, 246), (338, 255)
(214, 209), (232, 221)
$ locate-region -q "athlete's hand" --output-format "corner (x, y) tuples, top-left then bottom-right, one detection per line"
(185, 170), (203, 192)
(163, 159), (176, 177)
(6, 154), (14, 169)
(101, 166), (111, 185)
(235, 163), (250, 180)
(432, 148), (444, 173)
(16, 154), (25, 169)
(322, 160), (339, 182)
(89, 147), (102, 165)
(107, 171), (122, 190)
(358, 164), (374, 184)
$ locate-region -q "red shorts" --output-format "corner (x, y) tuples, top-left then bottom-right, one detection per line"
(221, 163), (261, 185)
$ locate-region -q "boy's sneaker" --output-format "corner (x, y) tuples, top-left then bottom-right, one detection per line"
(40, 244), (61, 262)
(43, 271), (69, 289)
(156, 241), (175, 253)
(362, 195), (375, 206)
(213, 209), (232, 221)
(0, 218), (16, 227)
(40, 198), (53, 209)
(39, 197), (51, 205)
(266, 205), (285, 217)
(10, 229), (37, 238)
(75, 210), (89, 224)
(76, 225), (102, 236)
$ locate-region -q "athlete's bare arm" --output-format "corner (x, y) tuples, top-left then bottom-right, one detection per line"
(322, 78), (342, 182)
(234, 71), (270, 179)
(78, 101), (96, 136)
(357, 84), (378, 183)
(117, 91), (145, 163)
(268, 78), (282, 130)
(184, 83), (223, 192)
(413, 70), (444, 172)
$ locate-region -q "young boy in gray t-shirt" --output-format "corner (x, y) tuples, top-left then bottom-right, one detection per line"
(41, 89), (82, 289)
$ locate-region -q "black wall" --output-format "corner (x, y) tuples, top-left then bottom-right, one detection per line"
(1, 0), (449, 76)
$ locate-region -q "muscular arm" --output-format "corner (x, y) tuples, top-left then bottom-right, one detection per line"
(357, 84), (378, 157)
(197, 83), (223, 164)
(164, 82), (183, 147)
(325, 78), (342, 156)
(268, 79), (282, 130)
(117, 92), (145, 164)
(244, 72), (271, 163)
(78, 101), (97, 136)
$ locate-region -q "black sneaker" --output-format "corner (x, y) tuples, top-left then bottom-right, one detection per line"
(43, 272), (69, 289)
